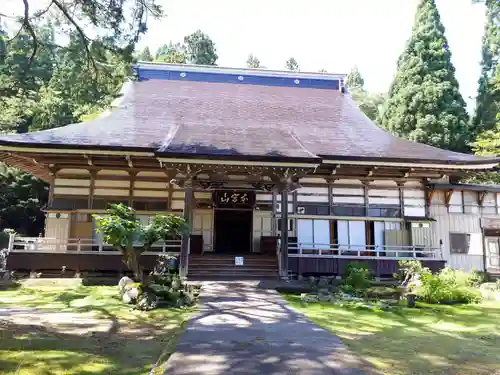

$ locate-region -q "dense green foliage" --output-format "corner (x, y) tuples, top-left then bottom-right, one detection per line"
(4, 0), (161, 74)
(416, 267), (483, 304)
(0, 24), (129, 236)
(183, 30), (218, 65)
(380, 0), (470, 152)
(472, 0), (500, 138)
(468, 0), (500, 185)
(155, 42), (187, 64)
(346, 67), (386, 123)
(0, 165), (48, 236)
(342, 262), (373, 295)
(152, 31), (217, 65)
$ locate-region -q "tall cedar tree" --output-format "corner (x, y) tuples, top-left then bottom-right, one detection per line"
(472, 0), (499, 138)
(380, 0), (470, 152)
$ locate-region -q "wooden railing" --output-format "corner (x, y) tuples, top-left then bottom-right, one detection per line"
(9, 236), (182, 254)
(288, 242), (442, 260)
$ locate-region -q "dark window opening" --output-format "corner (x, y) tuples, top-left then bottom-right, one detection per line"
(450, 233), (471, 254)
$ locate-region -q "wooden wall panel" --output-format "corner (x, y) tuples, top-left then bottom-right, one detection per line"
(192, 209), (213, 252)
(45, 214), (71, 251)
(253, 212), (273, 252)
(54, 187), (90, 196)
(93, 188), (129, 197)
(55, 178), (91, 187)
(133, 190), (169, 198)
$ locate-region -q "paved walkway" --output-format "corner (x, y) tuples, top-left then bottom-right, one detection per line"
(164, 281), (377, 375)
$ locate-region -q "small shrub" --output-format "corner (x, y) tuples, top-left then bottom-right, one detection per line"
(466, 269), (489, 287)
(416, 267), (482, 304)
(343, 262), (373, 296)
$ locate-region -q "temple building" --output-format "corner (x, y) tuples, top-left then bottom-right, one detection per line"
(1, 63), (499, 279)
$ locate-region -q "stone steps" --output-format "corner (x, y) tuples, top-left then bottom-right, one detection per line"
(188, 254), (278, 280)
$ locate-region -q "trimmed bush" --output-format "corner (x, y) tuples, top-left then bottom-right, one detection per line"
(416, 267), (482, 304)
(343, 262), (373, 296)
(466, 269), (489, 287)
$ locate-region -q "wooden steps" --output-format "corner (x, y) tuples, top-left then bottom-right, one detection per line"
(187, 254), (278, 280)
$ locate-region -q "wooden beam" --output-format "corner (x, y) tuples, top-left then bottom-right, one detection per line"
(88, 170), (97, 209)
(327, 181), (333, 215)
(168, 183), (173, 211)
(397, 181), (405, 217)
(477, 191), (486, 207)
(363, 181), (370, 216)
(128, 172), (137, 206)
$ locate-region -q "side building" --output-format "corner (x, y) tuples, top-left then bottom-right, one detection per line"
(1, 63), (499, 279)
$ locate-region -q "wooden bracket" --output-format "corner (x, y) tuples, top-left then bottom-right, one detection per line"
(444, 189), (453, 207)
(425, 187), (436, 205)
(125, 155), (134, 168)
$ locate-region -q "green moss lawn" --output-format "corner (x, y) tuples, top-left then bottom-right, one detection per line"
(0, 280), (194, 375)
(285, 294), (500, 375)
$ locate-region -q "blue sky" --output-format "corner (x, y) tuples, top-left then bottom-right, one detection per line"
(3, 0), (487, 110)
(138, 0), (486, 110)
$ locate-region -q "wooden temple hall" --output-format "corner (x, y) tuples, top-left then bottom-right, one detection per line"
(1, 63), (500, 279)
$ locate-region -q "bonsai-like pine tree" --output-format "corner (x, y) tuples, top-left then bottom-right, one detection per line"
(380, 0), (470, 152)
(472, 0), (499, 139)
(94, 204), (188, 282)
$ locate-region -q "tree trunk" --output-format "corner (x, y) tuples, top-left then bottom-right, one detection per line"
(123, 248), (144, 282)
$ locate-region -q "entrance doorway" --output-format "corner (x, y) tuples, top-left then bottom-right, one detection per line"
(486, 237), (500, 271)
(214, 209), (253, 253)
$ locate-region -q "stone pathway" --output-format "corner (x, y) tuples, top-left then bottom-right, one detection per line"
(164, 281), (378, 375)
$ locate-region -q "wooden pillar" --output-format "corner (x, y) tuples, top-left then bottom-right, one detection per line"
(328, 181), (333, 215)
(397, 182), (405, 218)
(88, 170), (97, 209)
(180, 181), (193, 278)
(271, 190), (278, 236)
(280, 189), (289, 278)
(363, 181), (370, 216)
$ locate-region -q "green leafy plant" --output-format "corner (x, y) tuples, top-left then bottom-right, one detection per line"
(466, 269), (489, 287)
(94, 204), (188, 282)
(343, 262), (373, 296)
(416, 267), (482, 304)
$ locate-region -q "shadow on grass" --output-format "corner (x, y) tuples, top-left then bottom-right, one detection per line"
(0, 307), (190, 375)
(286, 295), (500, 375)
(0, 285), (194, 375)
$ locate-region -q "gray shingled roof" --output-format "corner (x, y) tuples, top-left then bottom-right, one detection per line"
(0, 77), (497, 165)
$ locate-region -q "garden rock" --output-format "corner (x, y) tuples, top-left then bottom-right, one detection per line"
(118, 276), (134, 294)
(300, 293), (319, 303)
(307, 276), (317, 285)
(318, 293), (332, 302)
(318, 277), (329, 287)
(122, 287), (139, 304)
